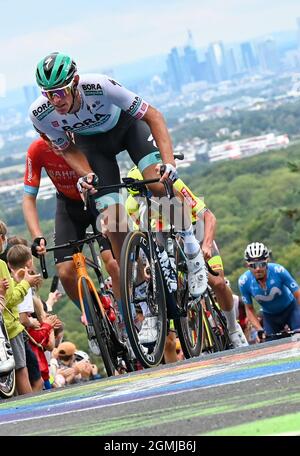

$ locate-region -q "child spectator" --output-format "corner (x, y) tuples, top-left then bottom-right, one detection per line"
(0, 278), (15, 375)
(0, 220), (41, 395)
(50, 341), (98, 387)
(7, 243), (45, 392)
(29, 296), (59, 389)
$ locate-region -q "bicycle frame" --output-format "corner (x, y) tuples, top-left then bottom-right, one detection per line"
(41, 233), (107, 319)
(73, 251), (106, 321)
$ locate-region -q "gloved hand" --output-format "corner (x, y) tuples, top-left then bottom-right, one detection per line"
(157, 163), (178, 183)
(31, 236), (47, 258)
(76, 173), (99, 194)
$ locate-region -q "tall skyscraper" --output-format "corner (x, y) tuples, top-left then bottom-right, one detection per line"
(181, 30), (201, 83)
(183, 45), (200, 82)
(256, 37), (280, 72)
(206, 41), (227, 82)
(166, 47), (184, 92)
(241, 42), (257, 71)
(225, 48), (238, 78)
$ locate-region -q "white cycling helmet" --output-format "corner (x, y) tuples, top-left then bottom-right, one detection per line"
(244, 242), (269, 262)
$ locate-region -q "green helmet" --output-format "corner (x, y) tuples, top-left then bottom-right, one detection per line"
(36, 52), (77, 90)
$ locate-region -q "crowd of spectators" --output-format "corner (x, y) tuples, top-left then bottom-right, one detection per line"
(0, 220), (100, 396)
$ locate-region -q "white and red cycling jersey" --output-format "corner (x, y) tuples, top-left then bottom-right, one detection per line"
(29, 74), (149, 151)
(24, 138), (82, 200)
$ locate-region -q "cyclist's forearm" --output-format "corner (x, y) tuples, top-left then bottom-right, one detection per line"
(143, 106), (175, 166)
(61, 144), (93, 176)
(22, 195), (43, 239)
(246, 305), (263, 330)
(202, 210), (216, 246)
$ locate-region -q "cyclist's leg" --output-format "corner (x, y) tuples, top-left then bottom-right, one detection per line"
(54, 195), (90, 306)
(263, 312), (283, 336)
(208, 243), (248, 347)
(75, 132), (128, 272)
(285, 300), (300, 331)
(95, 234), (120, 301)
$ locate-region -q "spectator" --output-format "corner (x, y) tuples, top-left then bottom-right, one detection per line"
(0, 277), (14, 375)
(0, 220), (41, 395)
(29, 296), (59, 389)
(50, 341), (97, 387)
(7, 243), (44, 392)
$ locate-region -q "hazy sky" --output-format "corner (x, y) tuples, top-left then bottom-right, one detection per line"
(0, 0), (300, 92)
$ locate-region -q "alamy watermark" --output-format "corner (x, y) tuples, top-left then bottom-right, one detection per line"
(95, 189), (205, 240)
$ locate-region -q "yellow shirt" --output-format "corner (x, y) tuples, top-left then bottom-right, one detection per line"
(125, 178), (206, 226)
(0, 260), (30, 339)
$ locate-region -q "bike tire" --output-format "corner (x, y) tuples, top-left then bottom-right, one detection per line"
(204, 290), (231, 352)
(81, 277), (115, 377)
(0, 370), (16, 399)
(120, 230), (167, 368)
(202, 309), (223, 353)
(0, 317), (16, 398)
(174, 238), (204, 358)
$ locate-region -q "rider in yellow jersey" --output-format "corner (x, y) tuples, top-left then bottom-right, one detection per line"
(125, 166), (248, 349)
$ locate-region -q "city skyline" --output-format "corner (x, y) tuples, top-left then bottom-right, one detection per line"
(0, 0), (300, 94)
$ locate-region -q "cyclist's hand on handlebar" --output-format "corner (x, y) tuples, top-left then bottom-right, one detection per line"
(201, 242), (212, 261)
(155, 163), (178, 183)
(31, 237), (47, 257)
(76, 173), (99, 195)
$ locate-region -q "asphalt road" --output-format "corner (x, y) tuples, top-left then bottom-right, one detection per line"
(1, 337), (300, 437)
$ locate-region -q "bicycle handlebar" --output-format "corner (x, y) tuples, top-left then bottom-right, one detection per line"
(38, 232), (105, 279)
(265, 329), (300, 340)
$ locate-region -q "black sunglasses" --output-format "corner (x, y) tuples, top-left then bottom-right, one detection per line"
(248, 261), (268, 269)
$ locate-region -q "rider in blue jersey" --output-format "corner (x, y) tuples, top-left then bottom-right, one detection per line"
(238, 242), (300, 336)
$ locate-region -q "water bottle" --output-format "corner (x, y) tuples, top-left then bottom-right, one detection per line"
(100, 294), (116, 323)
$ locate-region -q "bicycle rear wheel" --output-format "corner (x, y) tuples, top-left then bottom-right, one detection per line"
(0, 317), (16, 398)
(174, 238), (204, 358)
(120, 230), (167, 368)
(81, 277), (115, 377)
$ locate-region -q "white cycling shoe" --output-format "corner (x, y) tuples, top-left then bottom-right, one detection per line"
(138, 316), (158, 344)
(229, 324), (249, 348)
(186, 248), (207, 298)
(0, 338), (15, 375)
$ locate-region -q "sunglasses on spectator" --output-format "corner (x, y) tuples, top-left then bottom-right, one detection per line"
(248, 261), (268, 269)
(41, 81), (73, 101)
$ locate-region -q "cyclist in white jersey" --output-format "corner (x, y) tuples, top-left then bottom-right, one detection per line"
(29, 52), (209, 306)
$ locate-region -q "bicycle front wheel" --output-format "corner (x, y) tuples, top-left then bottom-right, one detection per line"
(81, 277), (115, 376)
(120, 230), (167, 368)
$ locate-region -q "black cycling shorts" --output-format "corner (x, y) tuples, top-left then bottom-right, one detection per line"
(54, 195), (112, 264)
(74, 111), (160, 199)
